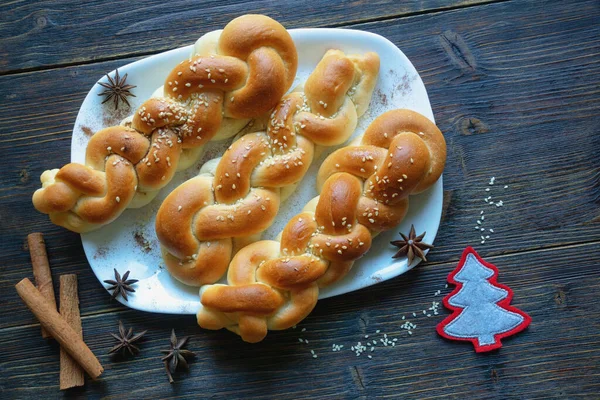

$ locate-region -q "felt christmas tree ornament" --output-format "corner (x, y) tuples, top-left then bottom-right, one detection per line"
(436, 247), (531, 352)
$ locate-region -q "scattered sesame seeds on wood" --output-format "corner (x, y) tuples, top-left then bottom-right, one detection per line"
(294, 284), (449, 361)
(5, 1), (600, 397)
(474, 177), (508, 244)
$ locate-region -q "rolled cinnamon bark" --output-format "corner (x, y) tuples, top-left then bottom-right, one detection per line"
(15, 278), (103, 379)
(27, 232), (57, 338)
(59, 274), (85, 389)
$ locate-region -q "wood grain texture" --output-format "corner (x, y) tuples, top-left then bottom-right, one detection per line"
(0, 0), (598, 327)
(0, 0), (501, 74)
(1, 0), (599, 398)
(1, 243), (599, 398)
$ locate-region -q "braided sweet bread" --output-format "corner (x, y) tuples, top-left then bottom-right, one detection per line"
(32, 15), (297, 233)
(196, 109), (447, 342)
(156, 49), (380, 286)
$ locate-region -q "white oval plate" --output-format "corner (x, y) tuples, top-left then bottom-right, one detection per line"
(72, 28), (442, 314)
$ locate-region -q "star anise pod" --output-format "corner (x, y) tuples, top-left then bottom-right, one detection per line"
(391, 224), (434, 264)
(109, 321), (147, 357)
(103, 268), (138, 301)
(161, 329), (195, 384)
(98, 69), (136, 110)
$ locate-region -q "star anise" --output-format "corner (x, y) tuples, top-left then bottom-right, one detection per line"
(391, 224), (434, 264)
(161, 329), (195, 384)
(98, 69), (136, 110)
(103, 269), (138, 301)
(109, 321), (147, 357)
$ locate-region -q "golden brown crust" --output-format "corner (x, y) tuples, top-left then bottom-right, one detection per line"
(304, 52), (355, 115)
(361, 109), (447, 193)
(257, 256), (328, 290)
(193, 188), (280, 240)
(196, 240), (320, 343)
(158, 50), (380, 287)
(155, 176), (213, 258)
(201, 283), (284, 314)
(32, 15), (298, 233)
(197, 109), (446, 342)
(163, 241), (232, 286)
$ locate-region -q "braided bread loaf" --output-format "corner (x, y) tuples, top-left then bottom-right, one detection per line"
(196, 109), (447, 342)
(32, 15), (297, 233)
(156, 49), (380, 286)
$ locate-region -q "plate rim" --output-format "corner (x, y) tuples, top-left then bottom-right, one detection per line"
(73, 27), (442, 313)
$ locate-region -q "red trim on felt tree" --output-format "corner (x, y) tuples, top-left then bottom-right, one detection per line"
(436, 247), (531, 352)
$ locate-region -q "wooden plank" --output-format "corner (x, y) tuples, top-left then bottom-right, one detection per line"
(0, 0), (598, 329)
(1, 242), (599, 398)
(0, 0), (501, 74)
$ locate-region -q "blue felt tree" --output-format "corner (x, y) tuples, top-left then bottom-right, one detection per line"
(438, 249), (530, 351)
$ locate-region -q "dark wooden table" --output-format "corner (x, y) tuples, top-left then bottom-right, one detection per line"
(1, 0), (599, 398)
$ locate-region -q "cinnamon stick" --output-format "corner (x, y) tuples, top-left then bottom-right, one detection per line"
(59, 274), (85, 390)
(27, 232), (57, 338)
(15, 278), (104, 379)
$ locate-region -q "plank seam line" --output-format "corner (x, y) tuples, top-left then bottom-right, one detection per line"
(0, 0), (511, 77)
(423, 239), (600, 268)
(1, 238), (599, 333)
